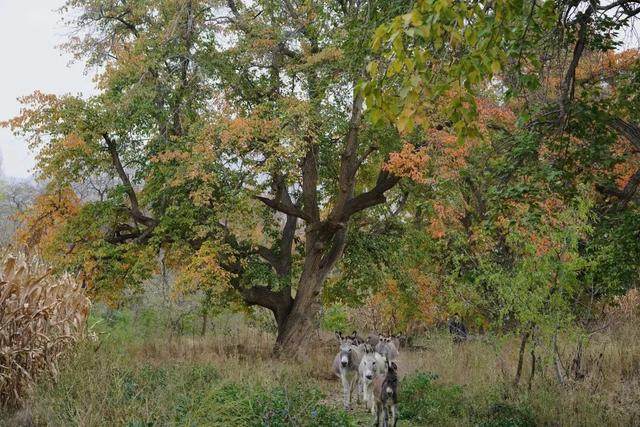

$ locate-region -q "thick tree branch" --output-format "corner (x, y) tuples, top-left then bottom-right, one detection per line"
(301, 146), (320, 222)
(559, 7), (593, 122)
(237, 280), (293, 328)
(597, 168), (640, 208)
(609, 117), (640, 151)
(331, 91), (365, 220)
(240, 284), (285, 309)
(319, 228), (347, 277)
(341, 170), (401, 219)
(254, 195), (310, 221)
(102, 134), (157, 227)
(278, 214), (297, 274)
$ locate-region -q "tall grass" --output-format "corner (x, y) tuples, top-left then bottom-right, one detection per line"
(3, 304), (640, 426)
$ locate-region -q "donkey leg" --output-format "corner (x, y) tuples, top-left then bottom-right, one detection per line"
(374, 402), (381, 427)
(351, 375), (360, 404)
(341, 374), (351, 410)
(362, 381), (372, 409)
(391, 404), (398, 427)
(348, 376), (356, 406)
(370, 386), (377, 416)
(383, 406), (389, 427)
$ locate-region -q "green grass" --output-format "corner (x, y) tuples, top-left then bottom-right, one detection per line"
(3, 307), (640, 426)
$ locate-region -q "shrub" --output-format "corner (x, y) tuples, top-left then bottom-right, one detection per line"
(0, 253), (90, 408)
(321, 303), (349, 333)
(250, 381), (352, 426)
(476, 402), (536, 427)
(399, 372), (464, 424)
(26, 337), (352, 427)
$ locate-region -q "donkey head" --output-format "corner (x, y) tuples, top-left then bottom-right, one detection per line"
(336, 331), (355, 368)
(349, 330), (364, 345)
(361, 344), (379, 380)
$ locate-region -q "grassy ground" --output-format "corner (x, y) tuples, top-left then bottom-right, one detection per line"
(2, 307), (639, 426)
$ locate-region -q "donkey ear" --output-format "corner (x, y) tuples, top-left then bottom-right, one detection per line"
(335, 331), (343, 340)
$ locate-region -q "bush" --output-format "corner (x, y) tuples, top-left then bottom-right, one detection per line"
(247, 381), (352, 426)
(25, 340), (352, 427)
(475, 402), (536, 427)
(0, 253), (90, 408)
(321, 303), (349, 333)
(399, 372), (464, 425)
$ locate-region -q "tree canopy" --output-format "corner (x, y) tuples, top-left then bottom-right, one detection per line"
(4, 0), (640, 353)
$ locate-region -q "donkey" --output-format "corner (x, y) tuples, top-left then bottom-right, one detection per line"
(375, 334), (399, 361)
(359, 344), (388, 413)
(366, 332), (379, 347)
(349, 330), (366, 345)
(332, 331), (364, 410)
(372, 360), (399, 427)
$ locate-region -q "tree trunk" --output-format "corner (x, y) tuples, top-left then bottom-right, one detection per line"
(528, 340), (536, 390)
(553, 332), (566, 385)
(274, 273), (323, 355)
(200, 310), (208, 336)
(514, 331), (530, 387)
(274, 235), (339, 355)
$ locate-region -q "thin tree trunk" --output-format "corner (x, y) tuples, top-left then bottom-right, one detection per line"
(200, 310), (208, 336)
(553, 333), (566, 385)
(528, 339), (536, 391)
(571, 339), (584, 380)
(514, 331), (530, 387)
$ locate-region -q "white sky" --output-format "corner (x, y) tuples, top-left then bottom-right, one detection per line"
(0, 0), (94, 179)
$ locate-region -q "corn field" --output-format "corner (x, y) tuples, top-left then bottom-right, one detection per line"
(0, 252), (90, 408)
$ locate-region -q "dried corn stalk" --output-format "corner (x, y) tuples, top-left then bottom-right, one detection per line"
(0, 252), (90, 408)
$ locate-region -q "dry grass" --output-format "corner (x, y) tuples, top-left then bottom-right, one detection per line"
(3, 303), (640, 426)
(0, 252), (90, 408)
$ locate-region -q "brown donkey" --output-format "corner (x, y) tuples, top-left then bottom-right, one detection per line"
(372, 360), (399, 426)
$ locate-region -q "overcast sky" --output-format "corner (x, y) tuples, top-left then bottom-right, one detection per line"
(0, 0), (94, 179)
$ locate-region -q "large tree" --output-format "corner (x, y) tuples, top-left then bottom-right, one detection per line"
(5, 0), (414, 354)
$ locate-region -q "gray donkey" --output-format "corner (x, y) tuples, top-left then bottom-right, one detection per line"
(372, 360), (399, 427)
(332, 331), (364, 410)
(375, 334), (399, 361)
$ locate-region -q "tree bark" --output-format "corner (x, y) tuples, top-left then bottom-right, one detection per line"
(553, 332), (566, 385)
(514, 330), (530, 387)
(274, 244), (325, 354)
(273, 228), (346, 355)
(528, 337), (536, 390)
(201, 310), (208, 336)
